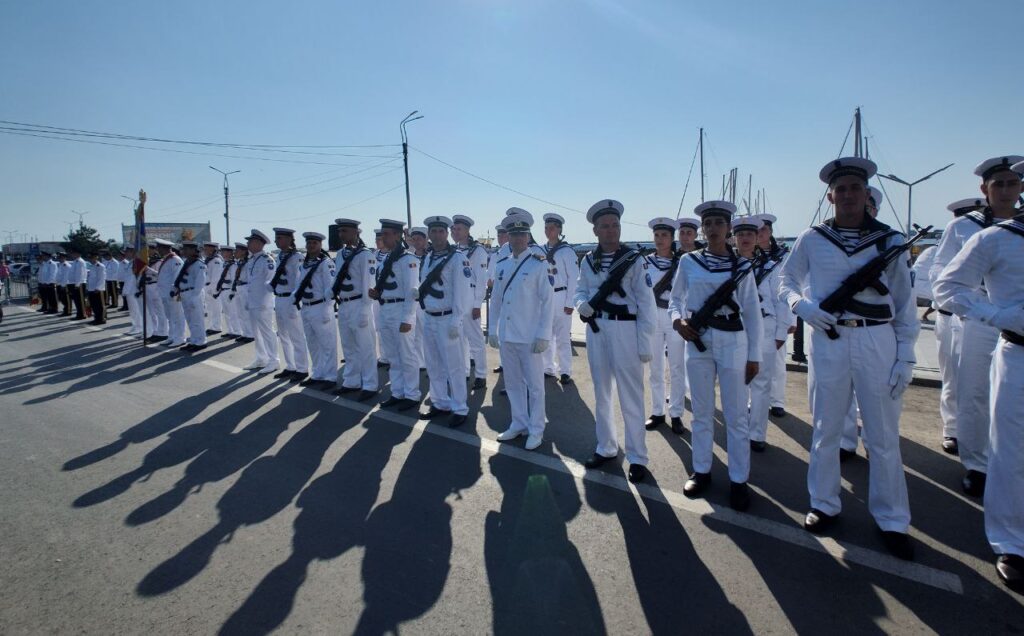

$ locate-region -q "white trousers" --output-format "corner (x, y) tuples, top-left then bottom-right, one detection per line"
(219, 293), (236, 334)
(415, 307), (426, 369)
(841, 399), (861, 452)
(162, 295), (186, 344)
(144, 288), (166, 337)
(770, 338), (787, 408)
(232, 292), (253, 337)
(957, 319), (999, 473)
(182, 296), (207, 345)
(248, 306), (278, 367)
(543, 290), (573, 376)
(687, 328), (750, 482)
(338, 305), (378, 390)
(501, 340), (546, 437)
(300, 303), (338, 381)
(986, 339), (1024, 556)
(126, 291), (142, 334)
(587, 320), (647, 465)
(423, 314), (467, 415)
(378, 304), (421, 400)
(463, 307), (487, 378)
(748, 317), (779, 443)
(371, 301), (384, 362)
(649, 308), (687, 418)
(205, 288), (222, 332)
(274, 298), (308, 372)
(935, 312), (961, 439)
(807, 325), (910, 532)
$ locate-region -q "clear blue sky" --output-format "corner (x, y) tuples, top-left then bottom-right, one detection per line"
(2, 0), (1021, 246)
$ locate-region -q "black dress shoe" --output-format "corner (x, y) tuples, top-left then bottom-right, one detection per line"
(803, 509), (837, 533)
(299, 378), (319, 387)
(448, 413), (467, 428)
(380, 396), (404, 408)
(234, 335), (247, 341)
(769, 406), (786, 418)
(671, 417), (685, 434)
(181, 344), (198, 352)
(492, 366), (503, 374)
(962, 470), (986, 497)
(559, 374), (573, 385)
(419, 407), (452, 420)
(544, 372), (557, 380)
(89, 320), (106, 326)
(584, 453), (616, 469)
(996, 554), (1024, 589)
(206, 329), (220, 335)
(191, 344), (208, 351)
(942, 437), (959, 455)
(356, 389), (378, 402)
(683, 472), (711, 498)
(146, 335), (168, 343)
(273, 370), (293, 379)
(288, 372), (308, 383)
(839, 448), (856, 462)
(70, 316), (86, 321)
(645, 414), (666, 431)
(221, 333), (236, 339)
(750, 440), (767, 453)
(333, 385), (360, 395)
(397, 398), (420, 411)
(627, 464), (648, 484)
(472, 378), (486, 390)
(730, 481), (751, 511)
(879, 530), (914, 561)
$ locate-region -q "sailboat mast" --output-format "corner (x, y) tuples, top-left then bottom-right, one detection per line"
(699, 127), (705, 202)
(854, 107), (862, 158)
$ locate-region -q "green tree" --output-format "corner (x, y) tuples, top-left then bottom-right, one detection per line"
(63, 224), (107, 256)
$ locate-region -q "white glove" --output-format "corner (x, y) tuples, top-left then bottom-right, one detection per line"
(989, 305), (1024, 333)
(578, 301), (594, 318)
(639, 352), (652, 363)
(448, 323), (460, 340)
(793, 299), (838, 332)
(412, 287), (419, 300)
(532, 338), (549, 354)
(888, 360), (914, 399)
(488, 334), (500, 349)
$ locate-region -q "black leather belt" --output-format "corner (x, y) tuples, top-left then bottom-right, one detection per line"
(553, 286), (567, 292)
(236, 281), (248, 286)
(337, 294), (363, 303)
(938, 309), (952, 317)
(302, 298), (326, 307)
(836, 318), (889, 328)
(381, 298), (405, 304)
(595, 311), (637, 321)
(274, 292), (291, 297)
(1002, 330), (1024, 346)
(427, 309), (453, 317)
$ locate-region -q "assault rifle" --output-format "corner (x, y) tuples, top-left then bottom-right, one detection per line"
(686, 252), (766, 352)
(581, 249), (640, 334)
(818, 224), (932, 340)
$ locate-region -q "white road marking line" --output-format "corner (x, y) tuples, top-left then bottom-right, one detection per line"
(195, 357), (963, 595)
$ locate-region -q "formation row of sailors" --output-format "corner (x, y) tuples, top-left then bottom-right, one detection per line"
(34, 247), (135, 323)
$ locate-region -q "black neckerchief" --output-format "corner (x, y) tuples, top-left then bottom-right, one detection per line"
(813, 214), (897, 256)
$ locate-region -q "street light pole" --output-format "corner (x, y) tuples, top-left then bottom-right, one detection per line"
(400, 111), (424, 230)
(879, 163), (953, 235)
(210, 166), (240, 245)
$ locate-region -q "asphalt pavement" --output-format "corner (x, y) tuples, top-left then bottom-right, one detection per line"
(1, 303), (1021, 634)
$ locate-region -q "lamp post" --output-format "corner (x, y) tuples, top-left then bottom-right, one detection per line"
(210, 166), (240, 244)
(400, 111), (424, 229)
(878, 163), (953, 235)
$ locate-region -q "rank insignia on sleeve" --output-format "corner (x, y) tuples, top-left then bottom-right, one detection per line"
(463, 266), (472, 278)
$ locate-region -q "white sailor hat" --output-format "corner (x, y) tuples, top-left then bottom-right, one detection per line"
(452, 214), (474, 227)
(495, 224), (508, 233)
(648, 217), (679, 232)
(409, 226), (428, 237)
(586, 199), (624, 223)
(219, 244), (234, 251)
(373, 229), (383, 236)
(731, 216), (763, 233)
(867, 186), (884, 207)
(502, 212), (533, 234)
(180, 240), (199, 248)
(676, 216), (701, 229)
(378, 218), (405, 231)
(974, 155), (1024, 180)
(505, 207), (530, 217)
(334, 218), (360, 228)
(756, 213), (777, 226)
(152, 238), (174, 247)
(246, 229), (270, 244)
(694, 200), (737, 220)
(203, 241), (219, 249)
(234, 242), (247, 250)
(272, 227), (295, 236)
(543, 213), (565, 226)
(424, 215), (453, 229)
(819, 157), (877, 184)
(946, 197), (986, 213)
(1013, 160), (1024, 176)
(303, 231), (326, 241)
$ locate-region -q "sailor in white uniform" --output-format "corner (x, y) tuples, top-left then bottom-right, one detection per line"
(372, 219), (422, 409)
(487, 223), (511, 375)
(407, 226), (430, 371)
(372, 229), (387, 366)
(933, 167), (1024, 588)
(202, 242), (223, 336)
(670, 204), (762, 510)
(85, 252), (107, 325)
(331, 218), (377, 394)
(293, 232), (338, 387)
(542, 213), (579, 384)
(780, 157), (917, 560)
(931, 156), (1024, 497)
(227, 243), (251, 340)
(574, 199), (657, 484)
(451, 214), (490, 389)
(140, 247), (166, 341)
(242, 229), (279, 374)
(491, 211), (554, 450)
(210, 245), (235, 337)
(752, 213), (792, 419)
(270, 228), (309, 380)
(174, 241), (208, 350)
(154, 239), (186, 347)
(120, 246), (143, 336)
(644, 217), (687, 435)
(417, 215), (472, 428)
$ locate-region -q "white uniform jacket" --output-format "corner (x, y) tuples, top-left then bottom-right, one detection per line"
(244, 251), (276, 310)
(418, 245), (471, 318)
(492, 251), (554, 344)
(572, 247), (657, 356)
(375, 248), (420, 325)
